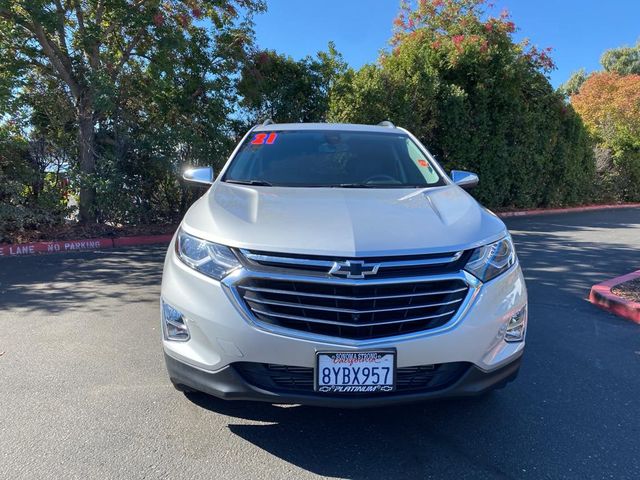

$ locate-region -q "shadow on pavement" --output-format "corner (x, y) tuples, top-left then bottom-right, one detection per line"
(186, 391), (510, 479)
(0, 246), (166, 313)
(506, 208), (640, 299)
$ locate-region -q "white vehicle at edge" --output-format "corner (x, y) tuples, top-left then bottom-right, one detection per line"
(161, 121), (527, 407)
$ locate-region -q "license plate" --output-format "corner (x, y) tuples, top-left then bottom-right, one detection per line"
(315, 351), (396, 393)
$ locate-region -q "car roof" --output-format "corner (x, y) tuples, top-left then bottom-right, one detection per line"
(252, 122), (403, 134)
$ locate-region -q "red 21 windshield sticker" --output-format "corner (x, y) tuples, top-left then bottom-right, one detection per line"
(251, 132), (278, 145)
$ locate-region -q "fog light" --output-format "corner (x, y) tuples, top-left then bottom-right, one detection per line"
(504, 305), (527, 343)
(162, 300), (190, 341)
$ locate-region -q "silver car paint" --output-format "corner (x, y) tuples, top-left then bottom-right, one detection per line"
(182, 185), (506, 257)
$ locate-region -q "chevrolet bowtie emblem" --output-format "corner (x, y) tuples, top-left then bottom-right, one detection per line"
(329, 260), (380, 279)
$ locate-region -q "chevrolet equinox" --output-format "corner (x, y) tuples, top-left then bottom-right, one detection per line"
(161, 121), (527, 407)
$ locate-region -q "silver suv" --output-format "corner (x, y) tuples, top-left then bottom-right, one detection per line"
(161, 122), (527, 407)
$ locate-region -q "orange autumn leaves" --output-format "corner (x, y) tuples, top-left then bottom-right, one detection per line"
(571, 72), (640, 143)
(571, 71), (640, 201)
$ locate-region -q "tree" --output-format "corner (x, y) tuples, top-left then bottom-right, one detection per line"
(237, 42), (347, 124)
(571, 73), (640, 139)
(90, 39), (244, 224)
(601, 40), (640, 75)
(0, 0), (264, 222)
(571, 72), (640, 200)
(558, 68), (587, 98)
(329, 0), (594, 208)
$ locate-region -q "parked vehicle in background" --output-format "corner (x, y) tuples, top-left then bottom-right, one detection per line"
(160, 121), (527, 407)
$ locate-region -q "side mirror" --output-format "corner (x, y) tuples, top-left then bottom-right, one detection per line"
(183, 167), (214, 185)
(451, 170), (479, 190)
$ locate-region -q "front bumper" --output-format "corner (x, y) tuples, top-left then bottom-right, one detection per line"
(161, 239), (528, 405)
(165, 352), (522, 407)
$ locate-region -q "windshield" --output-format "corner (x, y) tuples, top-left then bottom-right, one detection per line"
(222, 130), (445, 188)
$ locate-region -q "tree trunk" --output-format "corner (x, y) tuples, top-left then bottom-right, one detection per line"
(77, 94), (96, 223)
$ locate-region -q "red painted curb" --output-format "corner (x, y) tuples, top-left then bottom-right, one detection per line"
(0, 237), (115, 258)
(589, 270), (640, 324)
(497, 203), (640, 218)
(0, 234), (175, 258)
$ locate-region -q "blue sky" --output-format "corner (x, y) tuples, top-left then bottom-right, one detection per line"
(252, 0), (640, 88)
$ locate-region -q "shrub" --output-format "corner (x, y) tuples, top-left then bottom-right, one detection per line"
(329, 0), (596, 209)
(0, 130), (71, 241)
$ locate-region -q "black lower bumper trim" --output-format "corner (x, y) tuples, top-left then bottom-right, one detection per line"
(164, 353), (522, 408)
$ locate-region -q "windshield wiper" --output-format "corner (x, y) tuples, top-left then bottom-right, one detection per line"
(334, 183), (431, 189)
(332, 183), (378, 188)
(225, 179), (273, 186)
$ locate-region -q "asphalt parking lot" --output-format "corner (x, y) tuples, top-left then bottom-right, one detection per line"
(1, 208), (639, 479)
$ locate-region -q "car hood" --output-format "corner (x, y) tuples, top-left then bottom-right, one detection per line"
(181, 183), (507, 257)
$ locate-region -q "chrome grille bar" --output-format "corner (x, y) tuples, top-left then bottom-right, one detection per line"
(244, 295), (463, 314)
(241, 249), (463, 270)
(238, 284), (468, 300)
(251, 307), (457, 328)
(241, 251), (335, 268)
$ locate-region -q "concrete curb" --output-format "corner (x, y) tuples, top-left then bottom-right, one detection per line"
(589, 270), (640, 324)
(1, 203), (639, 258)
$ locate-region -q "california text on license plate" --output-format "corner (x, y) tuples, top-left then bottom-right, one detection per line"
(315, 351), (396, 393)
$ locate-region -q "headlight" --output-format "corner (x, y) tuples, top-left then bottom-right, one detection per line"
(176, 229), (241, 280)
(464, 236), (516, 282)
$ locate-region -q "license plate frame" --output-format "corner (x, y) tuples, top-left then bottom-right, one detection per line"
(315, 350), (396, 394)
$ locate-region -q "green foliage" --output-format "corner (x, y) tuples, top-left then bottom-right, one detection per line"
(86, 17), (243, 224)
(329, 0), (595, 208)
(558, 68), (587, 98)
(601, 41), (640, 75)
(237, 42), (347, 124)
(0, 126), (71, 241)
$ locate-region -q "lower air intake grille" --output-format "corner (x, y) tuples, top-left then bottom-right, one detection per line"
(235, 362), (470, 394)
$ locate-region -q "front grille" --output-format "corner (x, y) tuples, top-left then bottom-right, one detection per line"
(235, 362), (470, 394)
(236, 277), (469, 340)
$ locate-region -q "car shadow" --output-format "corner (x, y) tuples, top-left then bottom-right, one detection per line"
(185, 390), (512, 479)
